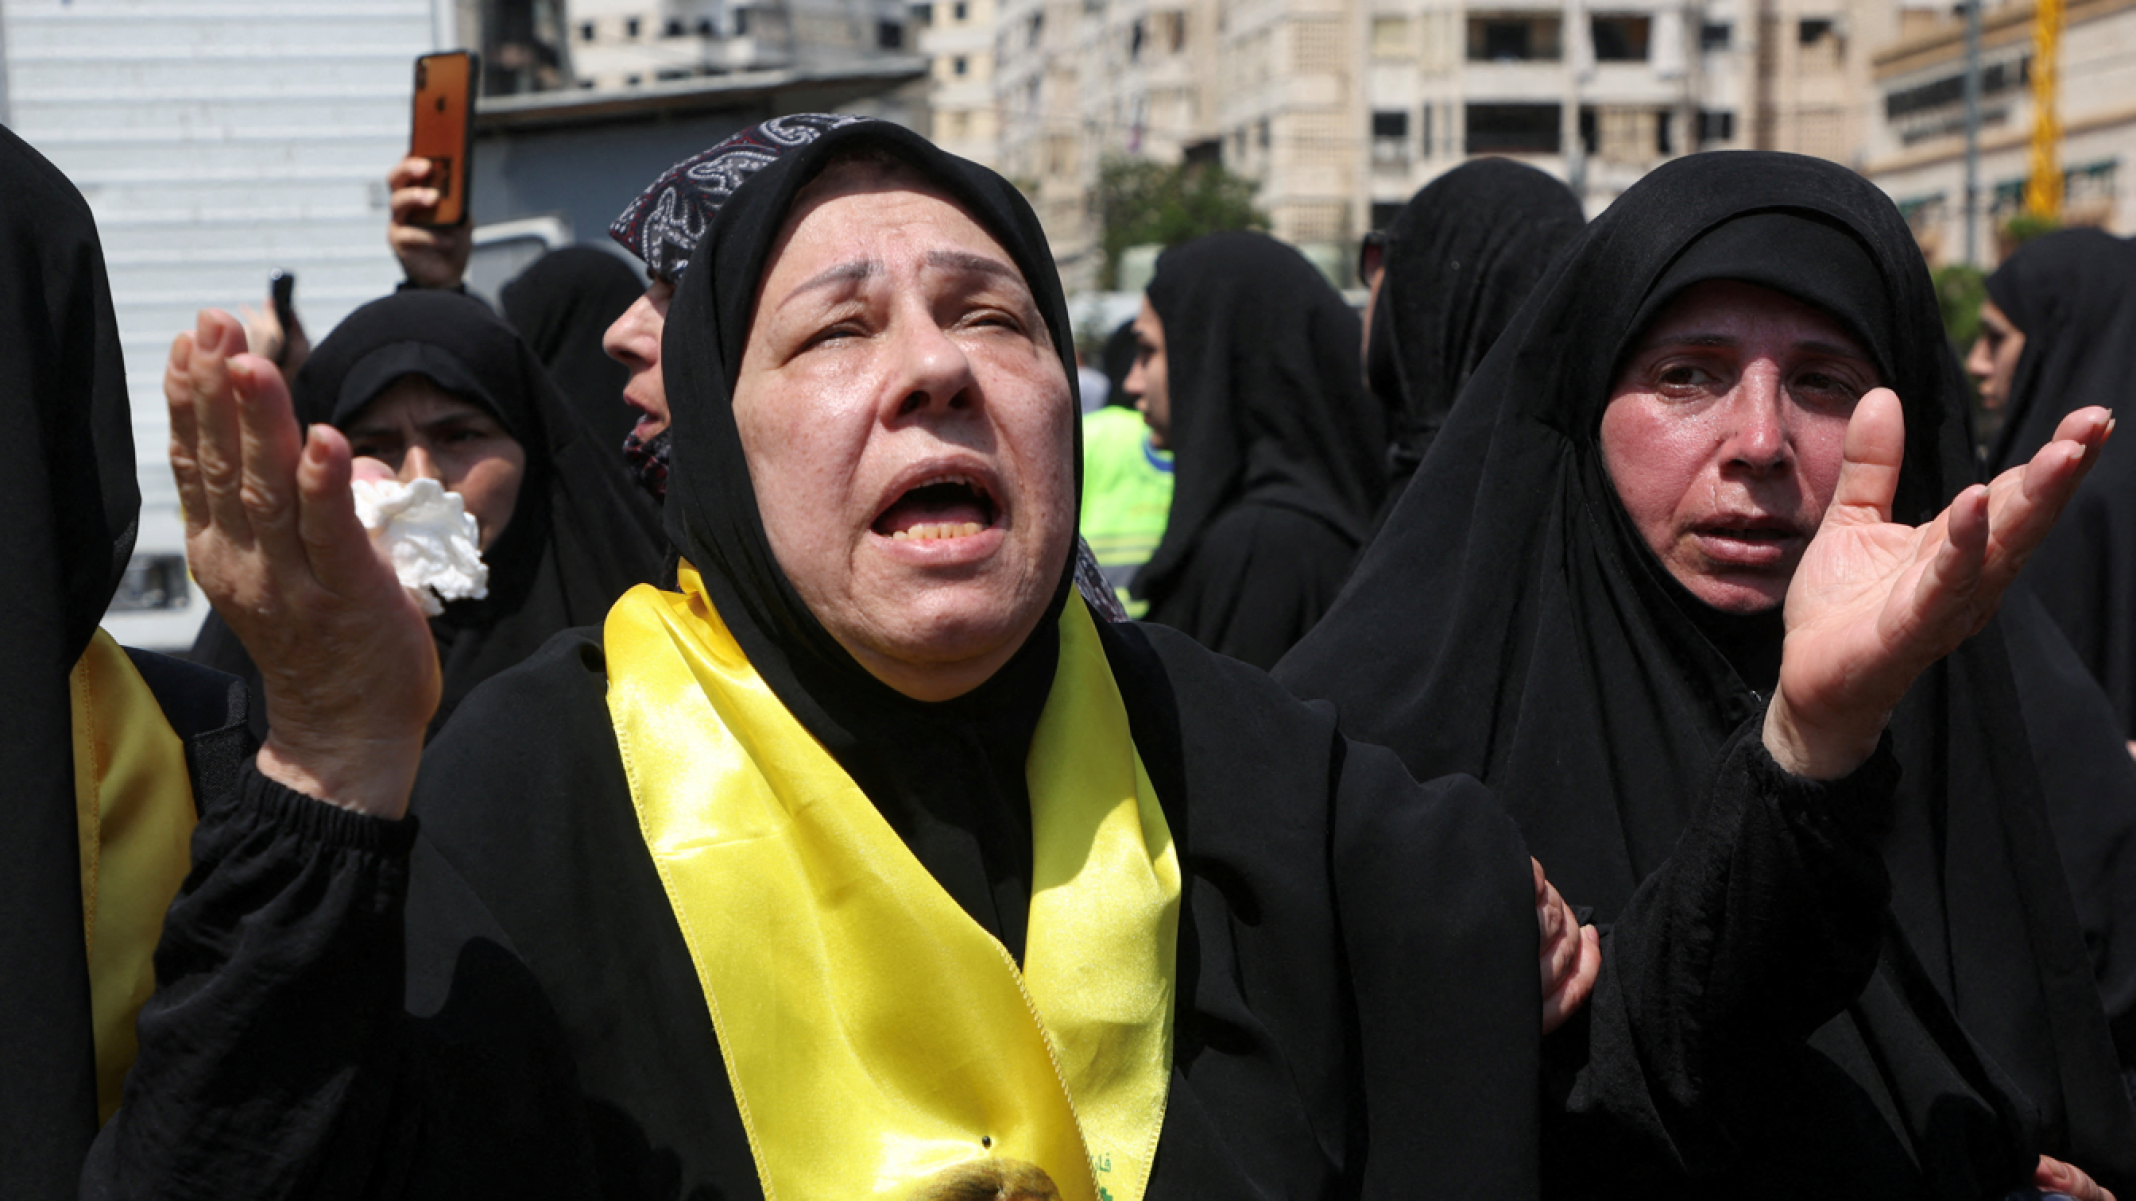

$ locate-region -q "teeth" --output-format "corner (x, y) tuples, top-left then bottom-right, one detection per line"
(891, 522), (986, 541)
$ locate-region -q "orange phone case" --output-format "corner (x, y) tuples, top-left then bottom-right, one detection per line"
(410, 51), (476, 227)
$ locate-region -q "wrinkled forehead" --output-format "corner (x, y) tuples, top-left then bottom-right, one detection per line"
(751, 155), (1046, 333)
(1625, 279), (1877, 366)
(1618, 211), (1896, 385)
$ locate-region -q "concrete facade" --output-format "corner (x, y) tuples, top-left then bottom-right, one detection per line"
(567, 0), (916, 89)
(1863, 0), (2135, 267)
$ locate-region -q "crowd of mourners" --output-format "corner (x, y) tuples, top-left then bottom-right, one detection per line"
(9, 108), (2136, 1201)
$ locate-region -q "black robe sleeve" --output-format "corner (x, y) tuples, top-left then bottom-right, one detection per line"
(1543, 713), (1903, 1195)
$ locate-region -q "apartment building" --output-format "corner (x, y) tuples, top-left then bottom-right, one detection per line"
(913, 0), (1003, 164)
(973, 0), (1881, 291)
(570, 0), (916, 88)
(1864, 0), (2135, 266)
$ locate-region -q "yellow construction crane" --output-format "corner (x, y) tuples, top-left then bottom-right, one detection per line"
(2025, 0), (2063, 218)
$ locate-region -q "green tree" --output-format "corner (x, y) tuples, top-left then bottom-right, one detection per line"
(1932, 262), (1986, 351)
(1096, 156), (1266, 289)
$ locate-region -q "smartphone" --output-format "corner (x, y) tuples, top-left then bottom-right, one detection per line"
(409, 50), (477, 227)
(268, 270), (301, 368)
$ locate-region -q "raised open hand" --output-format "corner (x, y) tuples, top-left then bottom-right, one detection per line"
(1764, 388), (2111, 778)
(168, 309), (438, 817)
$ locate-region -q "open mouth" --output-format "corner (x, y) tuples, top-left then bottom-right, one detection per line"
(872, 473), (1001, 541)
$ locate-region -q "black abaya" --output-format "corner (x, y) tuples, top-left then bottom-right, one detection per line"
(499, 246), (644, 450)
(1985, 229), (2136, 739)
(1362, 158), (1583, 518)
(0, 120), (136, 1201)
(1134, 232), (1387, 669)
(2, 128), (255, 1198)
(190, 291), (665, 738)
(1279, 151), (2136, 1198)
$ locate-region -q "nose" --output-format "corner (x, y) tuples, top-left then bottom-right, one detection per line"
(1964, 335), (1993, 385)
(1723, 364), (1790, 473)
(603, 292), (659, 370)
(1123, 356), (1146, 402)
(889, 315), (976, 418)
(398, 444), (445, 485)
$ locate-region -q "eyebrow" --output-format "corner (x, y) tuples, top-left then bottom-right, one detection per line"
(778, 250), (1027, 308)
(1638, 331), (1873, 362)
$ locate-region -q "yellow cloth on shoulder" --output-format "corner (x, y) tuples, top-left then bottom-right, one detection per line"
(70, 628), (198, 1123)
(604, 565), (1179, 1201)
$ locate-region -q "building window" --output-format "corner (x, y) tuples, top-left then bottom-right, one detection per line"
(911, 3), (932, 27)
(952, 55), (968, 75)
(952, 1), (967, 21)
(1799, 18), (1834, 44)
(879, 20), (903, 48)
(1129, 17), (1145, 60)
(1700, 21), (1730, 50)
(578, 21), (596, 41)
(1257, 119), (1271, 150)
(1467, 15), (1562, 62)
(1421, 105), (1434, 157)
(1590, 15), (1651, 62)
(1699, 109), (1735, 143)
(1371, 110), (1409, 139)
(1029, 11), (1043, 46)
(1467, 102), (1561, 154)
(734, 8), (751, 36)
(625, 16), (640, 37)
(698, 17), (716, 35)
(1656, 109), (1673, 155)
(664, 17), (684, 36)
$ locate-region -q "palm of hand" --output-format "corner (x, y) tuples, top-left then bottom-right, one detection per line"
(169, 311), (441, 794)
(1764, 388), (2107, 778)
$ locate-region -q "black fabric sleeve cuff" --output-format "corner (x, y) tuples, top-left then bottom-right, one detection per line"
(237, 757), (421, 855)
(1735, 707), (1902, 844)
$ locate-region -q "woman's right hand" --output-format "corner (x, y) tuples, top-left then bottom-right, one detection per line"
(168, 309), (438, 818)
(387, 155), (473, 290)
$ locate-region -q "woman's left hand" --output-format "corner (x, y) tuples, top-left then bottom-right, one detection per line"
(1537, 858), (1601, 1034)
(1764, 389), (2111, 779)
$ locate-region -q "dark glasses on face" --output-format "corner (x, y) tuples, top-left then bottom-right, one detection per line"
(1358, 230), (1394, 287)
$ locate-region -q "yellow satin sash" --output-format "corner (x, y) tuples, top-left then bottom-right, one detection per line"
(605, 566), (1178, 1201)
(70, 628), (198, 1123)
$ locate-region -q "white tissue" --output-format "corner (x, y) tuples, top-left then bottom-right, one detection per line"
(351, 477), (489, 617)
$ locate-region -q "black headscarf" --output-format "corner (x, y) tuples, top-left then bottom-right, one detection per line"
(0, 124), (131, 1200)
(660, 119), (1085, 957)
(1101, 318), (1138, 409)
(499, 246), (644, 450)
(191, 290), (664, 737)
(1280, 150), (2136, 1195)
(1364, 159), (1584, 502)
(1985, 229), (2136, 737)
(1133, 231), (1387, 666)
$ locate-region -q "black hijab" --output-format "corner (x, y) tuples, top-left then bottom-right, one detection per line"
(1364, 158), (1584, 503)
(1280, 151), (2136, 1195)
(1985, 229), (2136, 736)
(1101, 318), (1138, 409)
(499, 246), (644, 450)
(1133, 231), (1387, 664)
(0, 126), (134, 1196)
(191, 290), (664, 737)
(659, 119), (1084, 959)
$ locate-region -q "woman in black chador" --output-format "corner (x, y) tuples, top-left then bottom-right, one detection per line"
(189, 289), (663, 739)
(1280, 151), (2136, 1199)
(1360, 158), (1584, 524)
(1975, 228), (2136, 740)
(1126, 231), (1387, 669)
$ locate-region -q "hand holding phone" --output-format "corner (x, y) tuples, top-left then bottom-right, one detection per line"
(409, 51), (476, 228)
